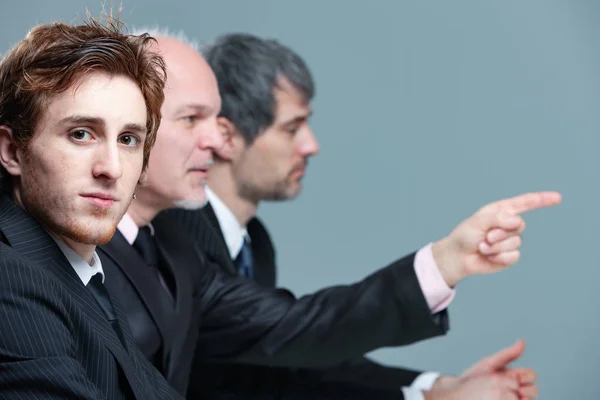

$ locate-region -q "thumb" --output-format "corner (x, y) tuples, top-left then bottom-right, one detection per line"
(465, 340), (525, 377)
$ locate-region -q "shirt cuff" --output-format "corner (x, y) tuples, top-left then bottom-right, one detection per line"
(410, 371), (441, 391)
(414, 243), (456, 313)
(401, 386), (426, 400)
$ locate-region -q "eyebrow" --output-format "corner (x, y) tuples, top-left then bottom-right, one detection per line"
(281, 111), (313, 127)
(174, 104), (213, 116)
(58, 115), (147, 135)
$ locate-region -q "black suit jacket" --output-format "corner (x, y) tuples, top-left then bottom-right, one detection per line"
(156, 206), (449, 397)
(101, 225), (403, 400)
(192, 204), (425, 391)
(0, 196), (182, 400)
(99, 227), (203, 395)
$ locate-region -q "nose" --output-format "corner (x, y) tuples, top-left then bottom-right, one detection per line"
(92, 142), (123, 181)
(196, 116), (225, 152)
(297, 126), (320, 157)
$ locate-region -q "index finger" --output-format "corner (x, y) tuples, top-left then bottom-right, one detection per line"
(481, 191), (562, 215)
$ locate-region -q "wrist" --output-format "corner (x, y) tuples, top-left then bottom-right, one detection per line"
(431, 375), (460, 391)
(431, 238), (463, 287)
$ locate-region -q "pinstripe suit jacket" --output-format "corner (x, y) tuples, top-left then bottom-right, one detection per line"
(0, 196), (183, 400)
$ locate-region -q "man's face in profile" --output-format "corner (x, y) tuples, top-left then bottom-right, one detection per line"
(231, 79), (320, 202)
(13, 72), (148, 245)
(142, 38), (223, 210)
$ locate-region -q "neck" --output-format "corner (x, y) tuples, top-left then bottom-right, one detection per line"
(55, 235), (96, 264)
(208, 163), (258, 227)
(127, 187), (164, 227)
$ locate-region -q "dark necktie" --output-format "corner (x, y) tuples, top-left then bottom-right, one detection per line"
(235, 237), (254, 279)
(133, 226), (158, 268)
(133, 226), (175, 302)
(86, 273), (127, 348)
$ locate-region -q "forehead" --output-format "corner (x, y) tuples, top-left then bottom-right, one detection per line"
(273, 84), (311, 123)
(162, 53), (221, 114)
(40, 72), (147, 128)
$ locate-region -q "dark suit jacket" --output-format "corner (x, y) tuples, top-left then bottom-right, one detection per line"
(99, 227), (203, 395)
(156, 206), (449, 397)
(101, 225), (402, 400)
(0, 196), (182, 400)
(188, 204), (425, 392)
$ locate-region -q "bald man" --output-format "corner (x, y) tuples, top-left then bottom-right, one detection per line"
(101, 32), (412, 399)
(101, 30), (552, 400)
(100, 31), (413, 399)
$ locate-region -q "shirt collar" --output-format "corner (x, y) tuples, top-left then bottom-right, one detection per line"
(53, 238), (104, 286)
(117, 212), (154, 246)
(206, 186), (249, 259)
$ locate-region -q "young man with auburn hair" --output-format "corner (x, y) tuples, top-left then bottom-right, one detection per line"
(0, 16), (185, 399)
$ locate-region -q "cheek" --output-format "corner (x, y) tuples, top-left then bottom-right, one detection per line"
(153, 132), (190, 167)
(123, 155), (144, 187)
(25, 148), (66, 184)
(264, 140), (297, 171)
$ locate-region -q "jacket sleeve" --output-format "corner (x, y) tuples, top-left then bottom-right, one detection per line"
(193, 247), (449, 368)
(299, 356), (424, 390)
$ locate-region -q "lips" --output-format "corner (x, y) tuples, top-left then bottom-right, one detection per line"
(291, 163), (307, 176)
(189, 168), (208, 177)
(80, 193), (118, 208)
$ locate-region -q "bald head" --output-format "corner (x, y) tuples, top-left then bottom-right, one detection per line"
(150, 36), (219, 117)
(130, 32), (224, 215)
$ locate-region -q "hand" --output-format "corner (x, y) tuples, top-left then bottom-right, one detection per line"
(431, 191), (561, 287)
(424, 374), (520, 400)
(431, 340), (538, 400)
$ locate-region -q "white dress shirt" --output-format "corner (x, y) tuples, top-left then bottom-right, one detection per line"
(206, 187), (249, 259)
(206, 187), (441, 399)
(53, 238), (104, 285)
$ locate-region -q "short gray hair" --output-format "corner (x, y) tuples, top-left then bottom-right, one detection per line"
(130, 25), (200, 52)
(203, 33), (314, 145)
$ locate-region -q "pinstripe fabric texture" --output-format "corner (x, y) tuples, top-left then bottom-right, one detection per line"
(0, 196), (183, 400)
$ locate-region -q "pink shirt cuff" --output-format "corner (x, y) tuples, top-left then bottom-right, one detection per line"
(414, 243), (455, 313)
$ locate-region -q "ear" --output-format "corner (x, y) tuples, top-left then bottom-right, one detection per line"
(137, 169), (148, 187)
(216, 117), (245, 161)
(0, 126), (22, 178)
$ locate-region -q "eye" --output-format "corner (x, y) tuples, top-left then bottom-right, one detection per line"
(70, 129), (93, 142)
(286, 126), (300, 135)
(119, 135), (140, 147)
(182, 115), (198, 125)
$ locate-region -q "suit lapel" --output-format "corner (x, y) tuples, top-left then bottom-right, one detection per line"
(99, 230), (174, 375)
(247, 217), (277, 288)
(204, 202), (277, 287)
(200, 203), (238, 275)
(0, 196), (149, 399)
(153, 226), (196, 381)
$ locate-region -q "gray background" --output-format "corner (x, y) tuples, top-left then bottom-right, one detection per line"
(1, 0), (599, 398)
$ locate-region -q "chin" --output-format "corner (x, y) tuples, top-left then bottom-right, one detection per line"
(72, 226), (117, 245)
(280, 185), (302, 201)
(62, 215), (119, 245)
(172, 196), (207, 210)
